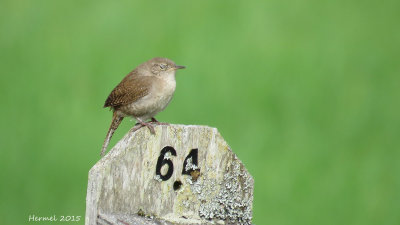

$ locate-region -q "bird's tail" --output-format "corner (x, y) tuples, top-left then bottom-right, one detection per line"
(100, 111), (124, 156)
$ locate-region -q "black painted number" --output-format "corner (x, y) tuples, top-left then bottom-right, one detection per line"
(155, 146), (177, 181)
(182, 148), (199, 175)
(155, 147), (200, 181)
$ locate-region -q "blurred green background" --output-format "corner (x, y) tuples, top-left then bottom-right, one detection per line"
(1, 0), (399, 224)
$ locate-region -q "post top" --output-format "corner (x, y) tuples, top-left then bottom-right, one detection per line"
(86, 124), (254, 225)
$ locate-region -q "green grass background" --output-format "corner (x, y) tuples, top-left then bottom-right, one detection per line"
(1, 0), (399, 224)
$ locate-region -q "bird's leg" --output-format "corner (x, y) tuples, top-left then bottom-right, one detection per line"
(134, 117), (156, 134)
(151, 117), (169, 125)
(129, 122), (143, 133)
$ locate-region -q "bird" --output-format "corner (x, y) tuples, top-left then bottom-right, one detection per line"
(100, 57), (185, 156)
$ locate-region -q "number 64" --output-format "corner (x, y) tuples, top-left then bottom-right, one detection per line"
(155, 146), (199, 181)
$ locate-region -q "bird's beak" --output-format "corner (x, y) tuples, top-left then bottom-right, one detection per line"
(174, 65), (186, 70)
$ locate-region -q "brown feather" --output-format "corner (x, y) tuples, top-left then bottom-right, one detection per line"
(104, 74), (153, 108)
(100, 111), (124, 156)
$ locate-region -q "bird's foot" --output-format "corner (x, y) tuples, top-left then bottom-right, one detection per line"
(150, 117), (169, 125)
(130, 123), (142, 133)
(143, 122), (156, 134)
(132, 119), (156, 135)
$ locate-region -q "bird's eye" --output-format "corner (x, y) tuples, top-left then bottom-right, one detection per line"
(159, 64), (167, 70)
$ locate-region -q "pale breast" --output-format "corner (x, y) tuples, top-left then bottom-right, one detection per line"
(119, 75), (176, 121)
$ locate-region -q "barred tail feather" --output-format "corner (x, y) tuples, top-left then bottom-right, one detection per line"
(100, 112), (124, 156)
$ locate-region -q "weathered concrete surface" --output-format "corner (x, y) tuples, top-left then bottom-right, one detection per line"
(86, 124), (254, 225)
(97, 213), (174, 225)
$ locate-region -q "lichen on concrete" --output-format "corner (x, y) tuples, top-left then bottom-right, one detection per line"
(184, 157), (199, 172)
(193, 157), (253, 224)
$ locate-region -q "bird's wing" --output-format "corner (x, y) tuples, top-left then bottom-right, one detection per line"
(104, 76), (153, 108)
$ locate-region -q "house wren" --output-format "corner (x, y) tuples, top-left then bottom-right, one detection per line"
(100, 57), (185, 156)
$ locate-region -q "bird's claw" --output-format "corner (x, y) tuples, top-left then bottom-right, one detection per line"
(131, 121), (156, 135)
(150, 117), (169, 125)
(146, 123), (156, 134)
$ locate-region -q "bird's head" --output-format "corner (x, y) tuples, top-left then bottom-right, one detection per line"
(145, 57), (185, 77)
